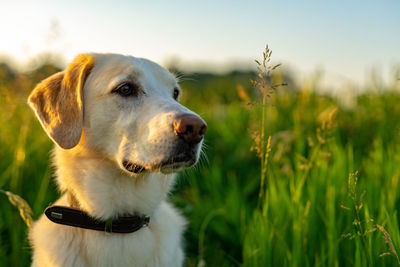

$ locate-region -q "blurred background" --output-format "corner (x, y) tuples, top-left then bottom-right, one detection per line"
(1, 0), (400, 266)
(1, 0), (399, 89)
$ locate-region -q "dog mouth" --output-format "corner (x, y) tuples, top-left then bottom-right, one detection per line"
(122, 151), (197, 174)
(122, 161), (146, 174)
(158, 154), (196, 173)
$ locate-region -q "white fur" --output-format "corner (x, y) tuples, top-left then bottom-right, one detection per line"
(28, 54), (204, 267)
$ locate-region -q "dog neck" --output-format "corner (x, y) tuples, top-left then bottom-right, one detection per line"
(53, 146), (177, 220)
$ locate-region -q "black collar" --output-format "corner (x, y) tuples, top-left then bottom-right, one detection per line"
(45, 205), (150, 234)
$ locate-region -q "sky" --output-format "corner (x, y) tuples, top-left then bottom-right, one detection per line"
(0, 0), (399, 89)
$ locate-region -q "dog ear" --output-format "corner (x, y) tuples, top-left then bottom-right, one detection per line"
(28, 54), (95, 149)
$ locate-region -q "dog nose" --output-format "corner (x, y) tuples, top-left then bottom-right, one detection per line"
(173, 114), (207, 144)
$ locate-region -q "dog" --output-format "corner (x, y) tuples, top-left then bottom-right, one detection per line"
(27, 53), (207, 267)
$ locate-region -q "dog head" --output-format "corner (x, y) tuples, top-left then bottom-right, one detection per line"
(28, 53), (206, 175)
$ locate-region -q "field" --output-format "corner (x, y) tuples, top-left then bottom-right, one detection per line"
(1, 52), (400, 266)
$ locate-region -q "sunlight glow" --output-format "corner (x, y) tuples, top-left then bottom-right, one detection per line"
(1, 0), (399, 89)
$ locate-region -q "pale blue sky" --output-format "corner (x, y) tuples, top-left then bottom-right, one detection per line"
(1, 0), (399, 88)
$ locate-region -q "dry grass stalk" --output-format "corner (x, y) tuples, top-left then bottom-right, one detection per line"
(236, 85), (251, 105)
(316, 107), (338, 145)
(0, 189), (33, 227)
(376, 224), (400, 265)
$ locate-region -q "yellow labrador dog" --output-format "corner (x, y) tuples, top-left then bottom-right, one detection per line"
(28, 54), (206, 267)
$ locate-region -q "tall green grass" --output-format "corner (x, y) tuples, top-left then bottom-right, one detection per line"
(1, 54), (400, 266)
(240, 47), (400, 266)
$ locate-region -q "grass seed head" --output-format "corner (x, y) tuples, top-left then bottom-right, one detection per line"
(0, 190), (33, 228)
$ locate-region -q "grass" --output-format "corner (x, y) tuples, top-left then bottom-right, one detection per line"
(1, 50), (400, 266)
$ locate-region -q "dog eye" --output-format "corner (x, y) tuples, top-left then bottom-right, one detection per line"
(113, 83), (138, 97)
(173, 88), (180, 100)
